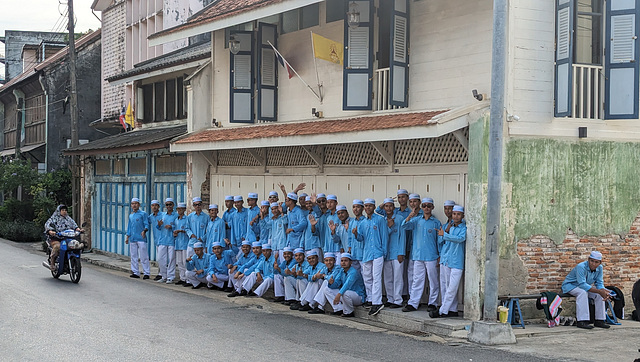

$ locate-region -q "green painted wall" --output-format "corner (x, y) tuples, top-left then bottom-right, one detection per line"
(503, 138), (640, 254)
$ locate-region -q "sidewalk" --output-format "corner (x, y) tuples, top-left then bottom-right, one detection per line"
(78, 247), (640, 361)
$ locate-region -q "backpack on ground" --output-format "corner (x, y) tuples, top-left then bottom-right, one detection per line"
(631, 279), (640, 322)
(605, 285), (625, 319)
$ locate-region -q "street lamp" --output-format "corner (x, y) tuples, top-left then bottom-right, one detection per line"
(229, 35), (241, 55)
(347, 2), (360, 29)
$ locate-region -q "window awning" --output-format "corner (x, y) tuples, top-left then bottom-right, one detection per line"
(149, 0), (324, 46)
(0, 143), (46, 157)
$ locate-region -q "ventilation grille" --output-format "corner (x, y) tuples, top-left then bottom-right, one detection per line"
(395, 128), (468, 165)
(218, 149), (261, 166)
(267, 146), (315, 166)
(324, 142), (387, 165)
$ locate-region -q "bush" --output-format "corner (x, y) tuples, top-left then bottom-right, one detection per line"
(0, 198), (35, 222)
(31, 169), (72, 227)
(0, 220), (43, 242)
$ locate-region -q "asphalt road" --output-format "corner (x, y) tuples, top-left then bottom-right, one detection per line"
(0, 240), (556, 362)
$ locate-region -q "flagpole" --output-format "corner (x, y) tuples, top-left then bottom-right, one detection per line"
(310, 31), (323, 103)
(267, 40), (321, 101)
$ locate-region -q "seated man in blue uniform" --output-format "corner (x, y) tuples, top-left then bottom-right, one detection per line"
(328, 253), (367, 318)
(308, 252), (343, 314)
(185, 242), (210, 289)
(561, 250), (612, 329)
(206, 242), (233, 290)
(241, 243), (276, 298)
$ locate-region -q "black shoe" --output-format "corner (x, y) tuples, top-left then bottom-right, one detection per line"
(308, 307), (324, 314)
(577, 321), (594, 329)
(331, 310), (343, 316)
(207, 285), (219, 290)
(272, 296), (285, 303)
(342, 312), (355, 318)
(299, 304), (312, 312)
(389, 303), (403, 309)
(175, 280), (185, 285)
(447, 311), (459, 317)
(290, 302), (301, 310)
(402, 305), (417, 312)
(594, 320), (610, 329)
(429, 310), (442, 318)
(239, 290), (248, 296)
(154, 275), (162, 281)
(142, 275), (150, 280)
(384, 302), (392, 307)
(364, 302), (372, 308)
(130, 274), (140, 278)
(426, 304), (437, 312)
(369, 304), (384, 316)
(192, 283), (203, 289)
(183, 282), (193, 287)
(223, 287), (233, 292)
(227, 290), (240, 297)
(246, 291), (257, 297)
(283, 300), (294, 306)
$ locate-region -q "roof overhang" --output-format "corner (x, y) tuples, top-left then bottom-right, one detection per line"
(91, 0), (112, 11)
(0, 142), (45, 157)
(108, 59), (208, 85)
(170, 103), (489, 153)
(149, 0), (324, 47)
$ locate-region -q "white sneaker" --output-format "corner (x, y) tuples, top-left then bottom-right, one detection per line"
(166, 279), (174, 284)
(156, 278), (166, 283)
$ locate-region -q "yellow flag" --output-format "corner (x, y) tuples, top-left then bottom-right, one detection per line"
(125, 101), (135, 129)
(312, 33), (343, 65)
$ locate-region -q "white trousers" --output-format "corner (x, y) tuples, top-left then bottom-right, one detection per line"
(300, 280), (322, 306)
(274, 274), (285, 297)
(254, 277), (274, 296)
(362, 257), (384, 305)
(409, 260), (440, 308)
(317, 281), (342, 311)
(185, 271), (207, 286)
(230, 271), (246, 292)
(567, 287), (606, 321)
(284, 277), (301, 301)
(439, 265), (459, 312)
(439, 267), (463, 315)
(157, 245), (176, 280)
(383, 259), (404, 305)
(175, 250), (188, 281)
(351, 260), (362, 273)
(186, 246), (195, 258)
(341, 290), (363, 314)
(130, 242), (150, 276)
(206, 273), (229, 288)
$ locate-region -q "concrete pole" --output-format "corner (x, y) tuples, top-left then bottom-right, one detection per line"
(68, 0), (80, 219)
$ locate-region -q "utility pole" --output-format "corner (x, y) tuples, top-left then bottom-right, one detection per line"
(68, 0), (80, 220)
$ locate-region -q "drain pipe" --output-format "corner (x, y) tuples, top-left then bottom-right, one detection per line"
(38, 73), (49, 172)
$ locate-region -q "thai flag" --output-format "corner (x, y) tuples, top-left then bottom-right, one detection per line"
(118, 106), (127, 130)
(270, 43), (295, 79)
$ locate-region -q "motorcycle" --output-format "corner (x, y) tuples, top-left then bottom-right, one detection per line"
(42, 230), (84, 283)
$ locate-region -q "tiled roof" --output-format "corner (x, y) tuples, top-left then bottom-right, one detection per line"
(173, 111), (447, 145)
(65, 125), (187, 154)
(107, 41), (211, 82)
(149, 0), (283, 40)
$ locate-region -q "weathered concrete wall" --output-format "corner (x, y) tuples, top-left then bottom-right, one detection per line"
(101, 0), (127, 120)
(3, 31), (66, 82)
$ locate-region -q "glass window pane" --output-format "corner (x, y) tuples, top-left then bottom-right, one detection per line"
(113, 159), (125, 175)
(301, 4), (319, 29)
(155, 155), (186, 174)
(281, 10), (299, 34)
(95, 160), (110, 175)
(575, 14), (602, 64)
(326, 0), (344, 23)
(128, 158), (146, 175)
(577, 0), (602, 14)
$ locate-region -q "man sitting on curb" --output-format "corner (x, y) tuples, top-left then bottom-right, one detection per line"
(185, 242), (210, 289)
(561, 250), (611, 330)
(329, 253), (367, 318)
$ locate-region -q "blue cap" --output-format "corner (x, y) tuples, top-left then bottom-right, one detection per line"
(131, 198), (140, 203)
(422, 197), (434, 204)
(252, 242), (262, 248)
(209, 204), (218, 210)
(444, 200), (456, 206)
(299, 193), (308, 198)
(261, 200), (270, 206)
(234, 195), (243, 202)
(241, 240), (252, 246)
(211, 242), (222, 248)
(317, 193), (326, 199)
(364, 198), (375, 205)
(269, 191), (278, 197)
(590, 251), (602, 260)
(192, 197), (202, 203)
(165, 198), (174, 203)
(293, 248), (305, 255)
(324, 252), (335, 259)
(193, 242), (204, 248)
(340, 252), (353, 260)
(453, 205), (464, 213)
(352, 199), (364, 206)
(270, 202), (279, 208)
(397, 189), (409, 196)
(306, 250), (318, 257)
(225, 195), (234, 201)
(262, 244), (272, 250)
(248, 192), (258, 199)
(383, 198), (394, 204)
(409, 193), (420, 200)
(336, 205), (347, 211)
(151, 200), (160, 205)
(177, 202), (187, 208)
(327, 194), (337, 201)
(283, 247), (294, 253)
(287, 193), (298, 200)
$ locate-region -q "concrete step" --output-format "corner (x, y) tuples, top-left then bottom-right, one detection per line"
(355, 306), (470, 337)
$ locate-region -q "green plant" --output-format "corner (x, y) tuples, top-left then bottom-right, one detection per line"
(31, 169), (72, 226)
(0, 198), (35, 222)
(0, 220), (43, 242)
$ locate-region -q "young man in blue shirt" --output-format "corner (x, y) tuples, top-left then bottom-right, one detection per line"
(185, 242), (210, 289)
(172, 202), (189, 285)
(186, 197), (208, 258)
(206, 242), (233, 290)
(156, 198), (177, 283)
(148, 200), (164, 280)
(126, 197), (150, 279)
(329, 253), (366, 318)
(383, 198), (406, 309)
(308, 252), (343, 314)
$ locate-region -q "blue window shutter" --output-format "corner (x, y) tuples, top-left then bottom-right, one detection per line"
(555, 0), (574, 117)
(343, 0), (374, 110)
(389, 0), (409, 108)
(258, 23), (278, 121)
(605, 0), (640, 119)
(230, 31), (255, 123)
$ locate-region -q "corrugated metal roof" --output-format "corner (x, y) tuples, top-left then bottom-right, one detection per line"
(106, 42), (211, 82)
(65, 125), (187, 154)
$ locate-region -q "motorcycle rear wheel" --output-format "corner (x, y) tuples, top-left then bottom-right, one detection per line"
(69, 257), (82, 283)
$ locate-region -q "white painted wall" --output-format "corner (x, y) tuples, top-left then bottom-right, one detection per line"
(163, 0), (207, 52)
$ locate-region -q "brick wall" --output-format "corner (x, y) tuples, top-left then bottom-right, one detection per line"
(517, 213), (640, 298)
(101, 1), (126, 119)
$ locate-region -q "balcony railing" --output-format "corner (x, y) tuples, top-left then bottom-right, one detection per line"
(374, 67), (407, 112)
(572, 64), (604, 120)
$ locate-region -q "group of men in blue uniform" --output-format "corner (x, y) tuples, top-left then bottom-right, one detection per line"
(126, 187), (467, 318)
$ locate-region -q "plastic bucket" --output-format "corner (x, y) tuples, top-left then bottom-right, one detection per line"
(498, 306), (509, 323)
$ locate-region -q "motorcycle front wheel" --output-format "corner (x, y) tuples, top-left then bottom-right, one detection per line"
(69, 256), (82, 283)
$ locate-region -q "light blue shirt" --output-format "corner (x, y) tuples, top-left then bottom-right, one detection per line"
(439, 220), (466, 270)
(253, 254), (277, 279)
(205, 217), (226, 253)
(266, 215), (287, 250)
(245, 206), (261, 240)
(233, 252), (256, 273)
(186, 211), (209, 248)
(207, 251), (233, 275)
(290, 260), (310, 280)
(148, 211), (165, 246)
(230, 208), (249, 246)
(222, 208), (236, 240)
(334, 266), (366, 302)
(385, 213), (406, 260)
(402, 215), (442, 262)
(286, 206), (308, 249)
(323, 211), (341, 253)
(127, 210), (149, 243)
(303, 211), (321, 251)
(562, 260), (604, 294)
(304, 262), (325, 282)
(157, 211), (177, 246)
(255, 217), (271, 242)
(172, 215), (189, 250)
(356, 213), (388, 262)
(186, 253), (210, 278)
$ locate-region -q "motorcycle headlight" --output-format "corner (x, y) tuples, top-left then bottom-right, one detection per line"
(68, 240), (82, 249)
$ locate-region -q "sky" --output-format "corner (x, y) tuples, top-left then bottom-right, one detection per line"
(0, 0), (102, 78)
